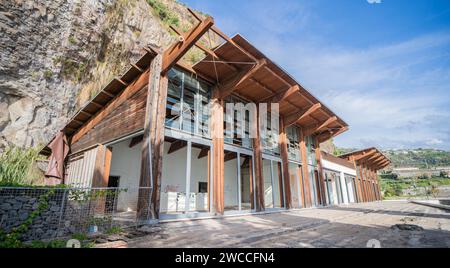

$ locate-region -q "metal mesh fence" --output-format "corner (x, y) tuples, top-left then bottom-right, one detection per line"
(0, 187), (152, 242)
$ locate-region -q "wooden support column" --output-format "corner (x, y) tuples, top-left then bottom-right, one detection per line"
(137, 48), (167, 221)
(351, 157), (363, 203)
(299, 129), (312, 207)
(92, 145), (113, 213)
(279, 118), (292, 209)
(252, 106), (265, 211)
(211, 90), (225, 214)
(314, 137), (327, 206)
(92, 145), (112, 188)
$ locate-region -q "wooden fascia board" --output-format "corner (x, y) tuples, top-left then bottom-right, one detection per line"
(218, 58), (267, 99)
(284, 103), (322, 127)
(162, 16), (214, 75)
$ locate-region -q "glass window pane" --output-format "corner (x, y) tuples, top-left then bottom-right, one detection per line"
(289, 162), (301, 208)
(166, 69), (182, 129)
(240, 154), (253, 210)
(160, 139), (188, 214)
(263, 159), (273, 208)
(189, 143), (210, 212)
(273, 161), (283, 208)
(224, 151), (239, 211)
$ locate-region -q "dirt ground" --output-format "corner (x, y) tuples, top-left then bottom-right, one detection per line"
(115, 201), (450, 248)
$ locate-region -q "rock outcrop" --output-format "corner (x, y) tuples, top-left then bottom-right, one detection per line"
(0, 0), (193, 151)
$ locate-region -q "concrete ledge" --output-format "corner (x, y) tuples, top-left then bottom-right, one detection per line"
(410, 200), (450, 211)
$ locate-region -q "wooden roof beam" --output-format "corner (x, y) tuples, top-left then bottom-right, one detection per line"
(367, 152), (382, 162)
(315, 116), (338, 133)
(169, 25), (238, 73)
(187, 8), (258, 63)
(101, 90), (114, 98)
(260, 85), (300, 104)
(354, 149), (378, 162)
(131, 63), (144, 73)
(303, 116), (338, 137)
(219, 58), (267, 99)
(162, 16), (214, 75)
(115, 77), (129, 87)
(317, 126), (348, 143)
(168, 140), (187, 154)
(284, 103), (322, 127)
(198, 148), (209, 159)
(79, 110), (93, 117)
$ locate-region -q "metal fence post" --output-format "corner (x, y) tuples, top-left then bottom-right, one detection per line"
(111, 188), (118, 228)
(55, 188), (67, 239)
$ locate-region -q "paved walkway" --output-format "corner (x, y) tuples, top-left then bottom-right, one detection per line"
(125, 201), (450, 248)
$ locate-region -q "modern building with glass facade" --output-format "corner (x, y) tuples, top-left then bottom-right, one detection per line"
(41, 11), (390, 221)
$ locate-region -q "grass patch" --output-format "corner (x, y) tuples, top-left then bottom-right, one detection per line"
(0, 146), (43, 187)
(147, 0), (180, 27)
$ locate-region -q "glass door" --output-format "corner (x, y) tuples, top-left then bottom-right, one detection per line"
(223, 145), (255, 213)
(160, 134), (212, 218)
(288, 162), (302, 209)
(262, 156), (285, 209)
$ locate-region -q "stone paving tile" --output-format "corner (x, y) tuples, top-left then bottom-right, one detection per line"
(126, 201), (450, 248)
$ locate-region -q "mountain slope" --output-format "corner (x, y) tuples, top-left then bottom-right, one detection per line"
(0, 0), (202, 151)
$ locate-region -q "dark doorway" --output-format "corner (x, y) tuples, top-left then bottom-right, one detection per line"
(105, 176), (120, 213)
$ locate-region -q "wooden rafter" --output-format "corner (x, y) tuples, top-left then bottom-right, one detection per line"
(354, 149), (377, 162)
(115, 77), (129, 87)
(101, 90), (114, 98)
(317, 126), (348, 143)
(162, 16), (214, 75)
(168, 140), (187, 154)
(285, 103), (322, 127)
(169, 25), (238, 73)
(91, 101), (103, 108)
(131, 63), (144, 73)
(315, 116), (338, 133)
(218, 58), (267, 99)
(129, 135), (144, 148)
(303, 116), (338, 137)
(260, 85), (300, 104)
(80, 110), (93, 117)
(198, 148), (209, 159)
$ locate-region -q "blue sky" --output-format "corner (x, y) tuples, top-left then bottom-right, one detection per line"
(181, 0), (450, 151)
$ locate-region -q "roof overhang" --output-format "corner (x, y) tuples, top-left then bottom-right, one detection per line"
(192, 34), (348, 142)
(339, 147), (391, 171)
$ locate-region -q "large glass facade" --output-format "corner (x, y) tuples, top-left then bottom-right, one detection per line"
(166, 68), (211, 138)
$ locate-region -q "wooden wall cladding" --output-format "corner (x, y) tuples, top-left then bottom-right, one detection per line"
(71, 85), (148, 153)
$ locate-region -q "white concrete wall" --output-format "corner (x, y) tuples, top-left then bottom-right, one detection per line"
(322, 159), (357, 204)
(109, 139), (142, 212)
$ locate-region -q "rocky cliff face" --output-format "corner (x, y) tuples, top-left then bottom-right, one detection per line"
(0, 0), (194, 151)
